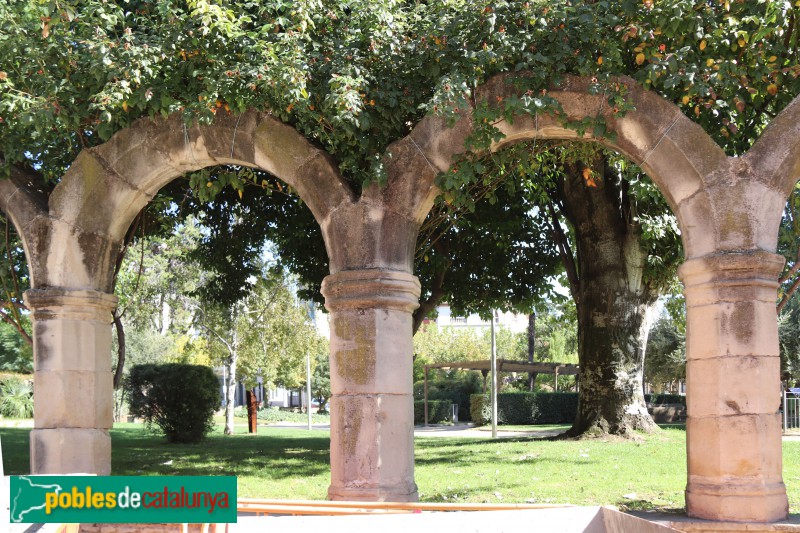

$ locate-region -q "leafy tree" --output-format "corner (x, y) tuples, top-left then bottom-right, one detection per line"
(0, 320), (32, 373)
(311, 352), (331, 414)
(0, 0), (798, 442)
(645, 313), (686, 393)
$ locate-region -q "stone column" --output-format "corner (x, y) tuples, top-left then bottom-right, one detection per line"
(322, 270), (420, 501)
(24, 288), (118, 475)
(679, 251), (788, 522)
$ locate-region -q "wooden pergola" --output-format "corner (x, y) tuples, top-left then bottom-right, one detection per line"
(422, 359), (580, 425)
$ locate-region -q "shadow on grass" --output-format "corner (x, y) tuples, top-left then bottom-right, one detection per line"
(1, 426), (331, 480)
(111, 426), (330, 480)
(0, 428), (30, 474)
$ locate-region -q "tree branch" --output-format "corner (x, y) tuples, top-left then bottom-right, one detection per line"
(0, 308), (32, 345)
(547, 200), (580, 302)
(779, 248), (800, 285)
(112, 311), (126, 389)
(778, 275), (800, 315)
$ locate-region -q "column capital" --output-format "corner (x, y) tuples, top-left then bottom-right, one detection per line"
(24, 288), (117, 322)
(679, 251), (784, 307)
(322, 270), (421, 313)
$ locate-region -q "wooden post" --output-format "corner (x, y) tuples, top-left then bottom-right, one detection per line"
(246, 389), (258, 434)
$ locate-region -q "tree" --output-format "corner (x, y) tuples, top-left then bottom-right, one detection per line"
(311, 352), (331, 414)
(646, 314), (686, 393)
(1, 0), (798, 442)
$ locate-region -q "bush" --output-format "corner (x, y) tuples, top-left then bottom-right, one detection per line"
(470, 392), (578, 425)
(126, 363), (219, 443)
(414, 400), (452, 424)
(645, 393), (686, 405)
(413, 372), (482, 421)
(0, 373), (33, 418)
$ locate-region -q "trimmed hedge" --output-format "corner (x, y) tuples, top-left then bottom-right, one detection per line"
(470, 392), (578, 425)
(645, 393), (685, 405)
(126, 363), (220, 443)
(414, 400), (453, 424)
(413, 374), (481, 421)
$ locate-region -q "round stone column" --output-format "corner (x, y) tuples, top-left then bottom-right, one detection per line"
(322, 270), (420, 501)
(679, 251), (788, 522)
(24, 288), (118, 475)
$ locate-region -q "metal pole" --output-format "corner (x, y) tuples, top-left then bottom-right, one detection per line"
(784, 390), (788, 434)
(306, 352), (312, 431)
(424, 366), (429, 426)
(491, 309), (497, 439)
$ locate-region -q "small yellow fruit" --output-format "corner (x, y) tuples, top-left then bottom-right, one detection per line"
(597, 56), (603, 65)
(699, 39), (707, 51)
(682, 95), (690, 105)
(635, 53), (645, 65)
(767, 83), (778, 96)
(706, 58), (715, 67)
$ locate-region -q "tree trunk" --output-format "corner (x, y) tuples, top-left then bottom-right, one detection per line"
(557, 159), (658, 437)
(527, 312), (536, 391)
(224, 349), (237, 435)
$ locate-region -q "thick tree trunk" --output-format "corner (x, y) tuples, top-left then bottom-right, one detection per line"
(557, 160), (657, 437)
(527, 312), (536, 391)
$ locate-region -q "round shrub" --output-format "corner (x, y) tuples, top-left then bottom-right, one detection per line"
(125, 363), (219, 443)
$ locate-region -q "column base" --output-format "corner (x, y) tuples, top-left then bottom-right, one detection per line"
(30, 428), (111, 475)
(328, 483), (419, 502)
(686, 481), (788, 522)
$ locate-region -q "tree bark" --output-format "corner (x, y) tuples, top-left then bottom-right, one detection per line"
(112, 311), (126, 390)
(557, 159), (658, 437)
(224, 348), (237, 435)
(527, 312), (537, 391)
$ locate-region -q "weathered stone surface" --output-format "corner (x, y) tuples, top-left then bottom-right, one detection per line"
(686, 356), (780, 417)
(49, 152), (153, 242)
(686, 414), (787, 522)
(745, 94), (800, 196)
(680, 252), (787, 523)
(34, 370), (113, 428)
(323, 270), (419, 501)
(24, 289), (117, 470)
(368, 137), (440, 224)
(322, 203), (420, 274)
(327, 394), (417, 501)
(30, 428), (111, 475)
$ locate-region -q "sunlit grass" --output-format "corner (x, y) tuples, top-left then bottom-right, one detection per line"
(2, 424), (800, 513)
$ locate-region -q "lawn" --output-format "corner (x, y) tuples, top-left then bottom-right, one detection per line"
(2, 424), (800, 513)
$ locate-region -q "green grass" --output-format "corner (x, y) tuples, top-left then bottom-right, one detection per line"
(2, 424), (800, 513)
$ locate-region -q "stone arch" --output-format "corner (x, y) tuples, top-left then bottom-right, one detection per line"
(746, 93), (800, 199)
(386, 74), (738, 260)
(380, 72), (795, 522)
(31, 109), (354, 292)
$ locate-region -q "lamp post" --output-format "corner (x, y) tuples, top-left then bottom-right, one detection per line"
(306, 352), (312, 431)
(491, 309), (498, 439)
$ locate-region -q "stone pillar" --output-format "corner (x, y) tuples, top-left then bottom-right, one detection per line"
(24, 288), (118, 475)
(322, 270), (420, 501)
(679, 251), (788, 522)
